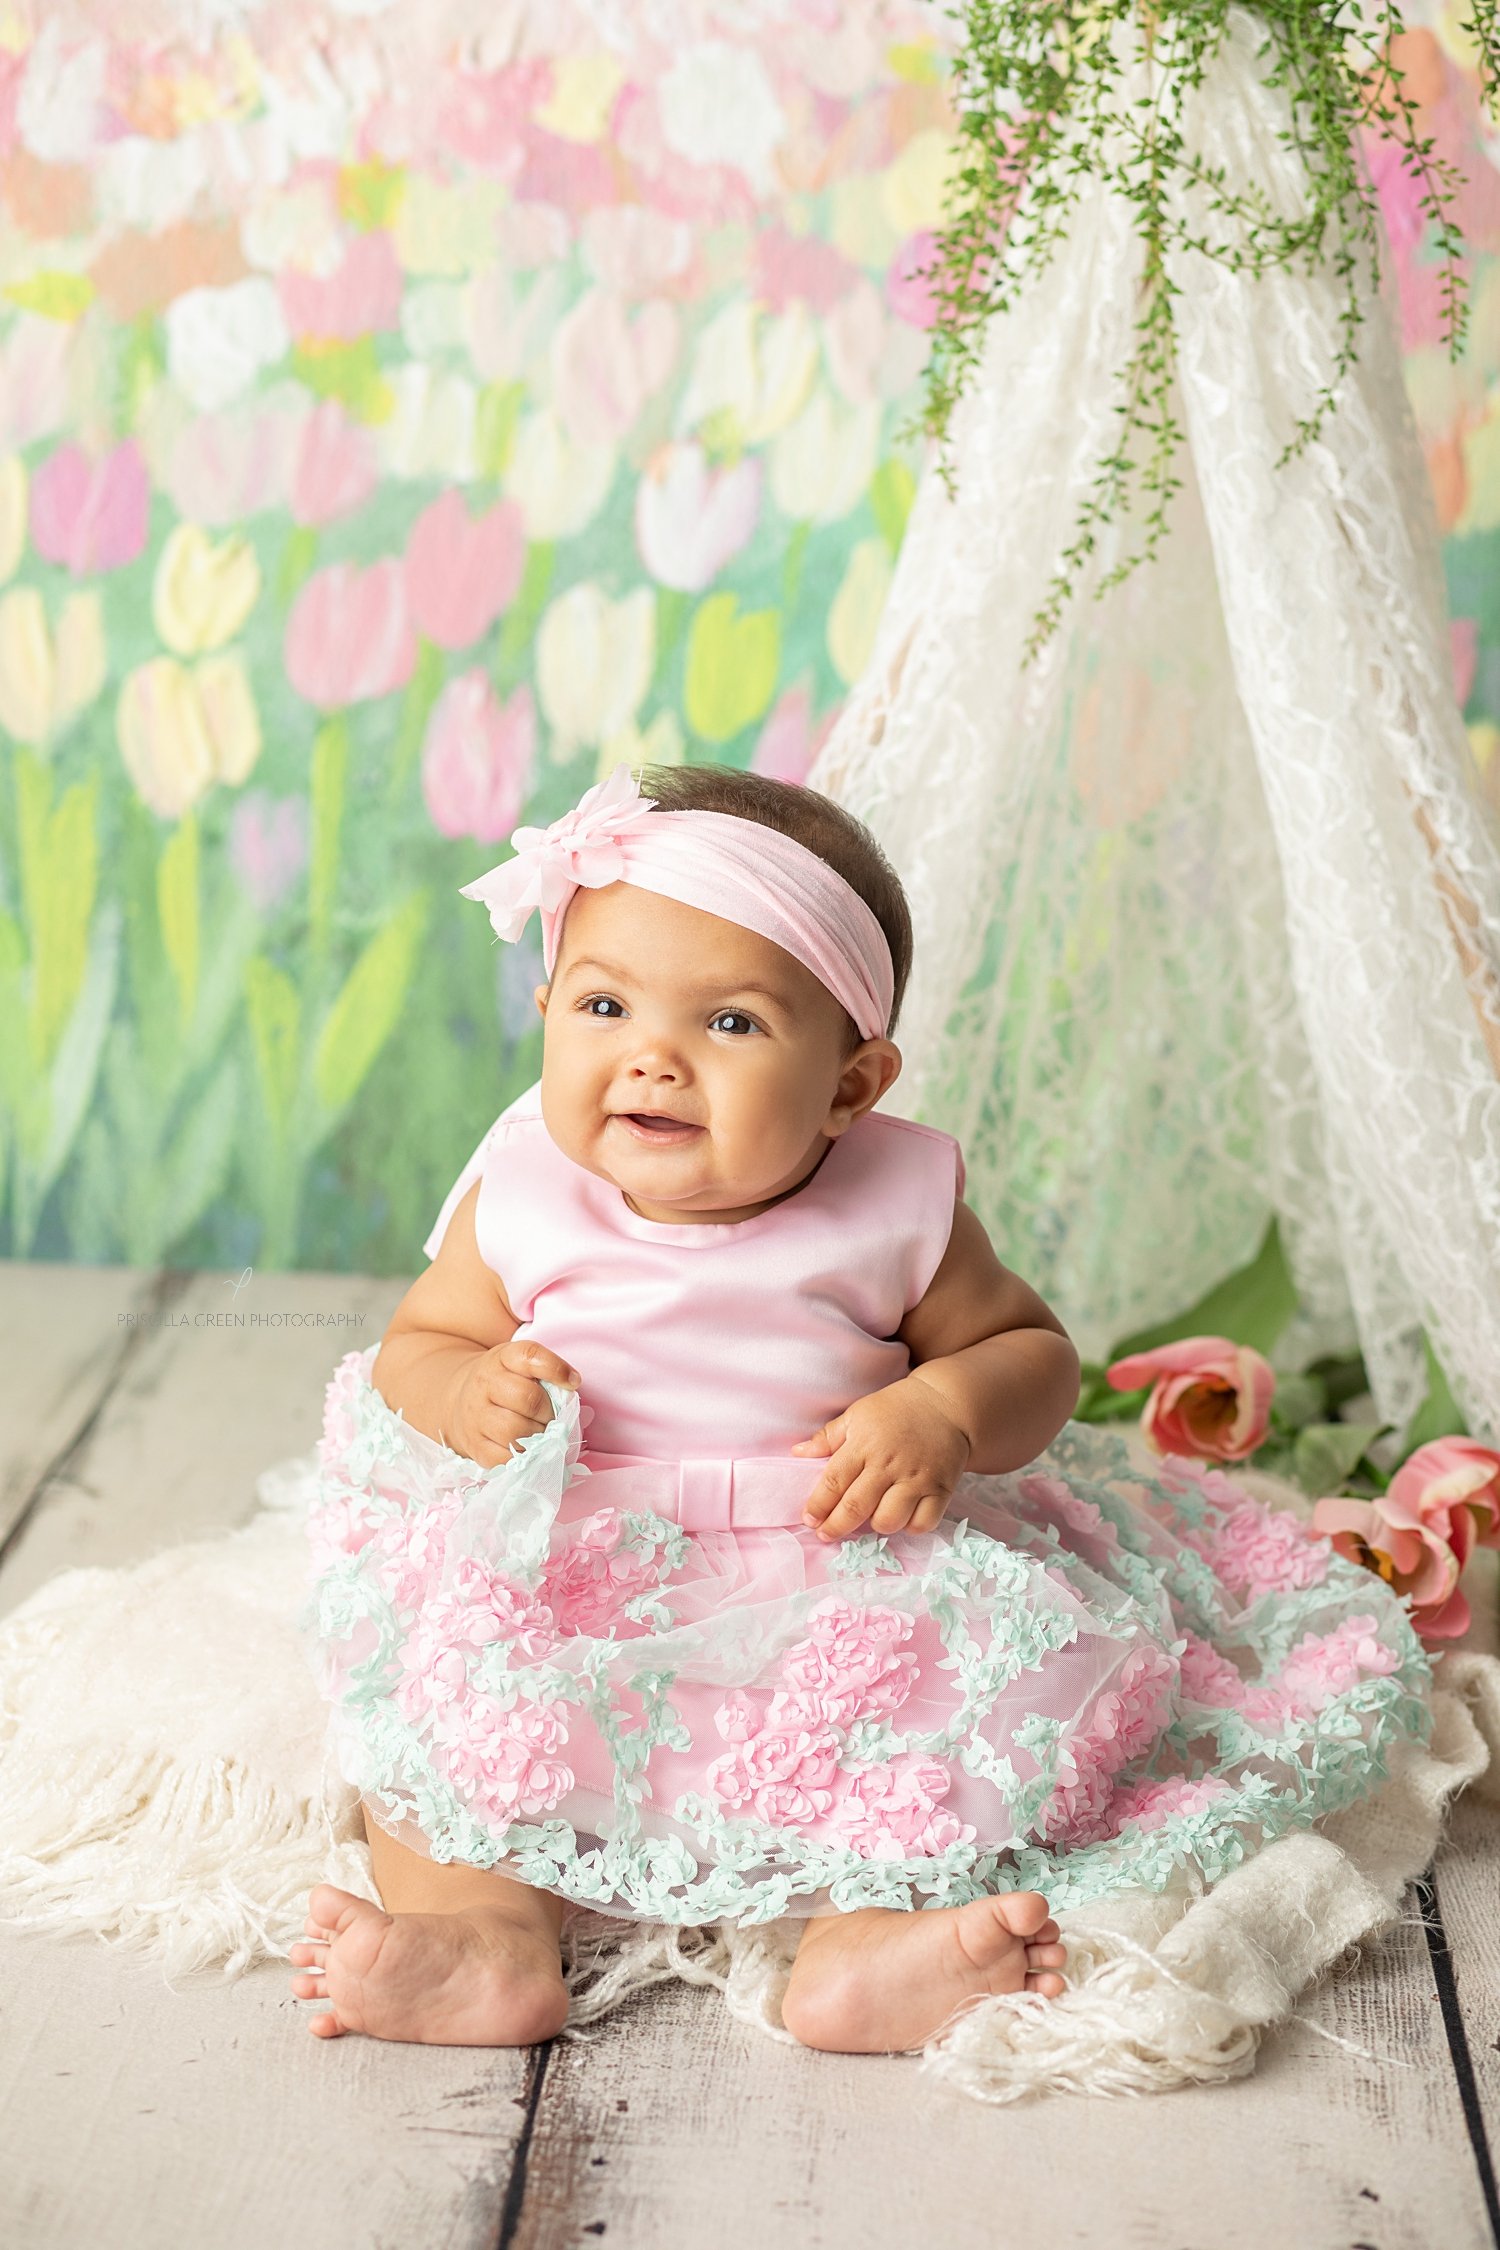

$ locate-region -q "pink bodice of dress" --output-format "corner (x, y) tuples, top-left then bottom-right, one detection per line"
(423, 1080), (964, 1466)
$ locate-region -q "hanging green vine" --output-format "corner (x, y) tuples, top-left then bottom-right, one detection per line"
(923, 1), (1500, 661)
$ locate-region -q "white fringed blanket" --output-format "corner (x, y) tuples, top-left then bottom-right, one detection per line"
(1, 1449), (1496, 2103)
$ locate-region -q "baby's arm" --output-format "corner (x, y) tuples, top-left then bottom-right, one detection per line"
(373, 1179), (579, 1468)
(795, 1200), (1080, 1541)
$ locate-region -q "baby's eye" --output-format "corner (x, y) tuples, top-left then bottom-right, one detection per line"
(582, 995), (624, 1019)
(710, 1010), (759, 1037)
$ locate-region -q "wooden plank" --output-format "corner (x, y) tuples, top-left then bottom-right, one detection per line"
(1429, 1796), (1500, 2221)
(509, 1906), (1491, 2250)
(0, 1262), (536, 2250)
(0, 1266), (404, 1615)
(0, 1934), (530, 2250)
(0, 1260), (160, 1551)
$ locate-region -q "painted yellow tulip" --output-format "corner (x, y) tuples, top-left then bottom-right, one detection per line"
(118, 650), (262, 819)
(0, 584), (106, 748)
(153, 521), (262, 656)
(827, 538), (894, 687)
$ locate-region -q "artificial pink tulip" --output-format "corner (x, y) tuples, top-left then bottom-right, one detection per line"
(285, 558), (416, 711)
(30, 439), (150, 575)
(404, 491), (525, 652)
(1315, 1437), (1500, 1640)
(1106, 1334), (1276, 1463)
(421, 673), (535, 844)
(291, 400), (379, 529)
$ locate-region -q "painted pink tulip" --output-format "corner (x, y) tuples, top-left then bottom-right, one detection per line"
(887, 232), (938, 329)
(162, 403), (302, 528)
(635, 442), (761, 594)
(1106, 1335), (1276, 1462)
(285, 558), (416, 711)
(1315, 1436), (1500, 1641)
(291, 400), (379, 529)
(551, 289), (678, 447)
(30, 439), (150, 575)
(421, 672), (535, 844)
(404, 490), (526, 652)
(229, 791), (309, 912)
(278, 230), (403, 342)
(752, 682), (815, 785)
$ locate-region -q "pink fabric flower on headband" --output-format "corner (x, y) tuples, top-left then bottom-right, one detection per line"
(461, 764), (659, 942)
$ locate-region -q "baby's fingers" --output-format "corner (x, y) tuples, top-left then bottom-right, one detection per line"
(498, 1339), (580, 1391)
(813, 1469), (887, 1543)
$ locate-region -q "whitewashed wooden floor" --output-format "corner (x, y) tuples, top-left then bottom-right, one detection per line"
(1, 1260), (1497, 2250)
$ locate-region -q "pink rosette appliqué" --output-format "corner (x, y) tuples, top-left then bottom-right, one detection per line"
(1036, 1645), (1178, 1848)
(435, 1690), (575, 1823)
(826, 1756), (976, 1861)
(776, 1596), (918, 1728)
(1239, 1614), (1400, 1729)
(459, 763), (659, 945)
(540, 1509), (664, 1637)
(705, 1696), (844, 1829)
(1108, 1775), (1235, 1835)
(1181, 1490), (1329, 1601)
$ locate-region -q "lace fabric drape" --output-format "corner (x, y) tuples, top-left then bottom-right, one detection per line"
(811, 5), (1500, 1440)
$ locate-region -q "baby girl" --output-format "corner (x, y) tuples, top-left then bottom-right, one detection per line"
(291, 762), (1427, 2054)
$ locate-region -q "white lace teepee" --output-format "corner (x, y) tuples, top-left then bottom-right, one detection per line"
(811, 5), (1500, 1443)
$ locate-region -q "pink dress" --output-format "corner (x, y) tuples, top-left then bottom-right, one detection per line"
(304, 1084), (1428, 1924)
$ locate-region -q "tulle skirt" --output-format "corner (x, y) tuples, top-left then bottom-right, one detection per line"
(302, 1347), (1431, 1925)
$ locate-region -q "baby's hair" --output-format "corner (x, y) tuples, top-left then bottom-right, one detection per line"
(637, 763), (913, 1041)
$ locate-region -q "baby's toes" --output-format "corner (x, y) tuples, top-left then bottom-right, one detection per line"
(288, 1938), (327, 1968)
(1025, 1941), (1067, 1973)
(289, 1970), (328, 2000)
(1025, 1970), (1066, 1997)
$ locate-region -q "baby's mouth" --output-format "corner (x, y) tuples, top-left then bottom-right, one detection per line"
(612, 1112), (704, 1145)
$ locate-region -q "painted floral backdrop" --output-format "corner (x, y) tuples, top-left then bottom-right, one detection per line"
(0, 0), (1496, 1277)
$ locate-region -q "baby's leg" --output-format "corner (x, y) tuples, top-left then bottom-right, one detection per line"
(287, 1800), (569, 2045)
(781, 1893), (1066, 2055)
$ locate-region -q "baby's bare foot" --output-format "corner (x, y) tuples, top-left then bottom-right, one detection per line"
(781, 1891), (1066, 2054)
(287, 1881), (569, 2045)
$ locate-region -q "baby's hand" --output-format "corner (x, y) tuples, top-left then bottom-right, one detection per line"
(444, 1340), (580, 1469)
(792, 1375), (970, 1541)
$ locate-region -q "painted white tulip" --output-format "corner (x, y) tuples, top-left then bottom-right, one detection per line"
(536, 582), (655, 759)
(194, 649), (263, 787)
(504, 405), (616, 541)
(165, 276), (292, 415)
(379, 362), (477, 482)
(678, 301), (818, 448)
(770, 390), (882, 526)
(153, 522), (262, 656)
(659, 43), (785, 193)
(0, 585), (105, 748)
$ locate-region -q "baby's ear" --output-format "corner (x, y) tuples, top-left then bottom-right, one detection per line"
(534, 982), (550, 1019)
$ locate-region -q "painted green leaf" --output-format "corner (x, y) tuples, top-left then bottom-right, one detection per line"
(476, 379), (525, 479)
(309, 715), (348, 954)
(4, 271), (94, 320)
(157, 811), (200, 1031)
(20, 761), (100, 1073)
(35, 903), (121, 1211)
(870, 457), (916, 555)
(149, 1056), (244, 1261)
(1110, 1219), (1298, 1363)
(684, 593), (780, 745)
(290, 337), (393, 423)
(244, 956), (301, 1139)
(313, 893), (429, 1116)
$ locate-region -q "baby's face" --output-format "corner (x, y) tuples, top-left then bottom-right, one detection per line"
(534, 882), (900, 1223)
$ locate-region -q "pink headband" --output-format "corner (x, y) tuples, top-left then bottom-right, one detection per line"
(460, 764), (895, 1040)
